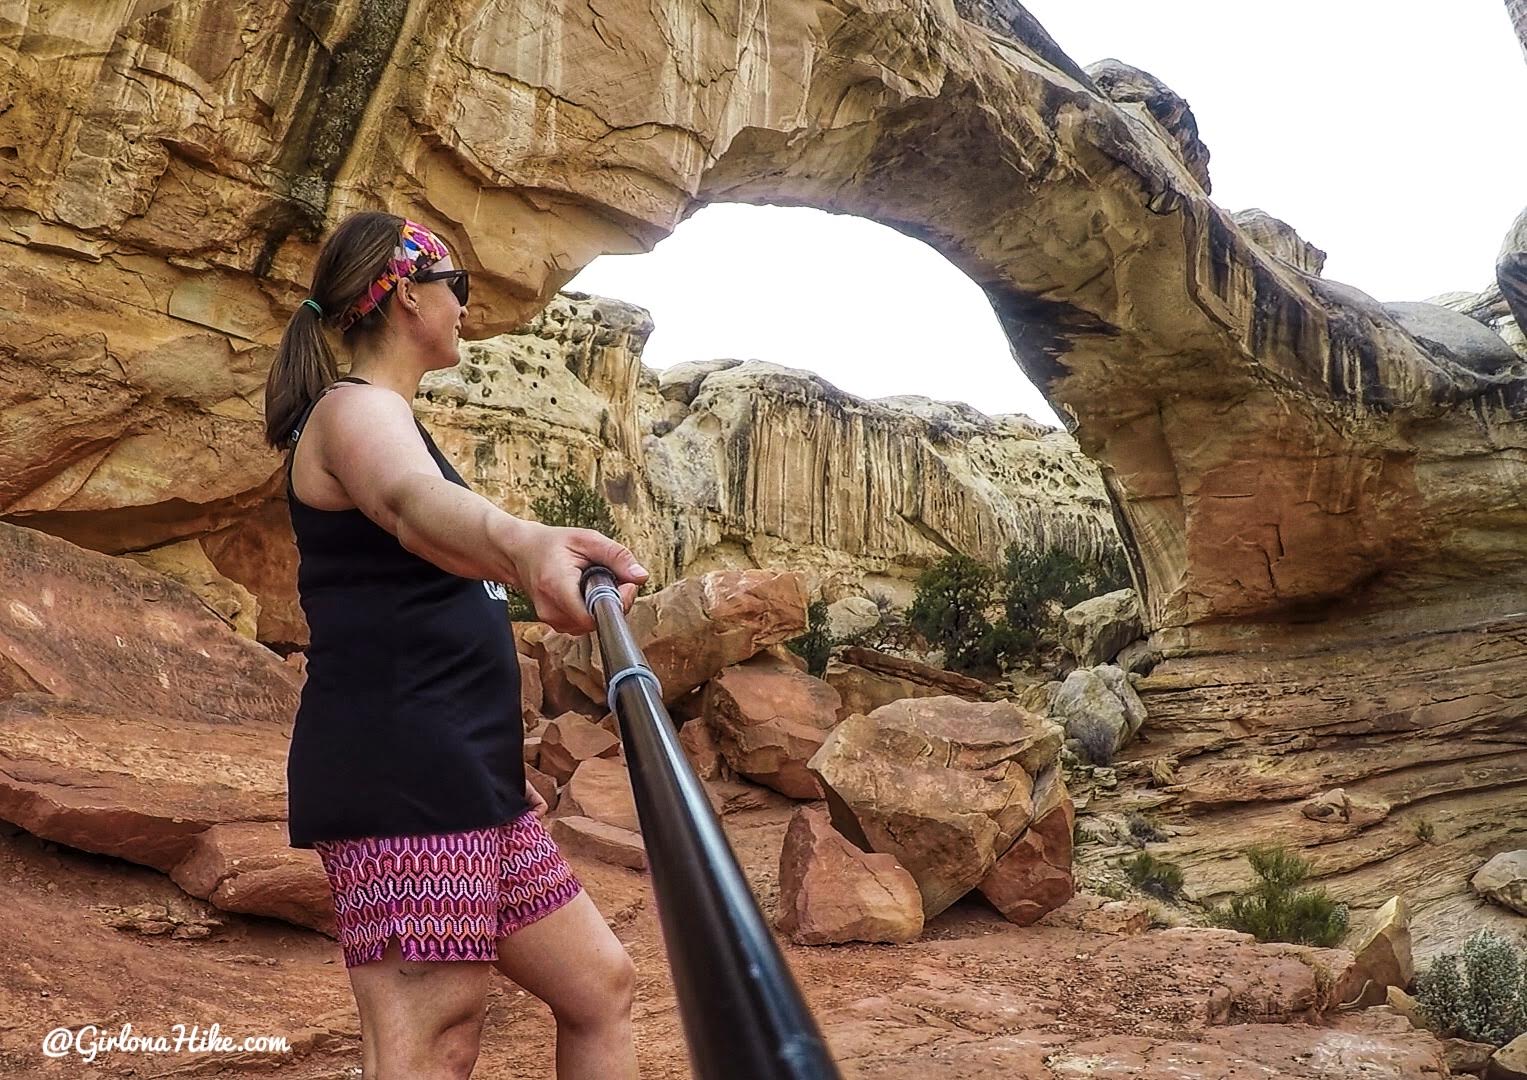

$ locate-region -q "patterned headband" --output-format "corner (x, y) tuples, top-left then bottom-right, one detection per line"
(335, 219), (450, 332)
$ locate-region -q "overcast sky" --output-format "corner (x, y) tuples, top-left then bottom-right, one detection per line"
(567, 2), (1527, 428)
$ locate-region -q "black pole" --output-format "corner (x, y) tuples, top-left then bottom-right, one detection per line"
(578, 566), (842, 1080)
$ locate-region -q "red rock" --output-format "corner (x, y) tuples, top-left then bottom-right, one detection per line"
(977, 767), (1075, 925)
(809, 696), (1061, 917)
(539, 569), (808, 710)
(559, 757), (639, 833)
(168, 821), (333, 936)
(539, 712), (619, 783)
(519, 652), (543, 720)
(1339, 895), (1413, 1008)
(679, 718), (728, 781)
(776, 806), (923, 945)
(524, 764), (558, 813)
(550, 816), (647, 871)
(704, 653), (841, 798)
(200, 493), (307, 648)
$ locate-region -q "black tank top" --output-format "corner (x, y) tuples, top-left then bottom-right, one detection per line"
(283, 376), (527, 848)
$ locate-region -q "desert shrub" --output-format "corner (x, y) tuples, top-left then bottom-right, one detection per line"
(998, 544), (1131, 640)
(787, 598), (833, 678)
(1124, 852), (1185, 899)
(1126, 811), (1168, 845)
(1416, 930), (1527, 1046)
(908, 554), (998, 672)
(1212, 846), (1348, 947)
(507, 474), (621, 621)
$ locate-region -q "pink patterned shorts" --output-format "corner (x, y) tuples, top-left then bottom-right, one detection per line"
(313, 811), (583, 968)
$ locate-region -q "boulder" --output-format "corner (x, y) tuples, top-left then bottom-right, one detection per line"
(550, 816), (647, 872)
(538, 712), (620, 784)
(1447, 1039), (1495, 1076)
(809, 696), (1062, 918)
(678, 718), (728, 781)
(519, 653), (544, 721)
(1085, 59), (1211, 193)
(1339, 895), (1413, 1007)
(0, 524), (298, 886)
(1302, 788), (1352, 823)
(1051, 665), (1146, 764)
(825, 596), (880, 641)
(168, 821), (333, 936)
(559, 757), (639, 833)
(1489, 1034), (1527, 1080)
(1060, 589), (1142, 666)
(124, 539), (260, 640)
(775, 806), (923, 945)
(1386, 986), (1429, 1032)
(704, 653), (841, 798)
(976, 767), (1076, 926)
(824, 646), (986, 722)
(524, 764), (558, 812)
(538, 569), (808, 710)
(1044, 894), (1153, 936)
(1472, 851), (1527, 914)
(1385, 302), (1522, 378)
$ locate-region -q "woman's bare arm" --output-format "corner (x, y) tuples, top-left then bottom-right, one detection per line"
(308, 384), (646, 632)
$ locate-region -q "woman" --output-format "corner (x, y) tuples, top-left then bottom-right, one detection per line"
(263, 211), (646, 1079)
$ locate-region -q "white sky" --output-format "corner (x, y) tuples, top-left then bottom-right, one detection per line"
(567, 2), (1527, 428)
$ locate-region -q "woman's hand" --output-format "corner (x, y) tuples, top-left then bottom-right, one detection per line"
(495, 519), (648, 635)
(525, 776), (549, 819)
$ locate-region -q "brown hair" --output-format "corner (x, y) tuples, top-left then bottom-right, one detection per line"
(262, 211), (405, 448)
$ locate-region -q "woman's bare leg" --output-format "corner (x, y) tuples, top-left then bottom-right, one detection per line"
(491, 891), (638, 1079)
(346, 935), (492, 1080)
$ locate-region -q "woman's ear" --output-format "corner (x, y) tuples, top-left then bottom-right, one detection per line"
(395, 277), (420, 316)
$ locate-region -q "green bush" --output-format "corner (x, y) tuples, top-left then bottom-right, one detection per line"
(1416, 930), (1527, 1046)
(907, 554), (998, 672)
(507, 473), (621, 621)
(1123, 852), (1185, 899)
(907, 545), (1133, 675)
(999, 543), (1131, 640)
(787, 598), (833, 678)
(1212, 846), (1348, 947)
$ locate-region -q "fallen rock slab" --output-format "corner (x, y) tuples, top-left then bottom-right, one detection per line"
(1340, 895), (1413, 1007)
(977, 767), (1075, 926)
(539, 569), (808, 710)
(810, 696), (1062, 918)
(539, 712), (620, 784)
(704, 653), (841, 798)
(776, 806), (923, 945)
(168, 821), (334, 936)
(1490, 1033), (1527, 1080)
(551, 816), (647, 871)
(559, 757), (639, 833)
(1472, 851), (1527, 914)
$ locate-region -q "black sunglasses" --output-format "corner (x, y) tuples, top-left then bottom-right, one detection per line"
(411, 267), (469, 307)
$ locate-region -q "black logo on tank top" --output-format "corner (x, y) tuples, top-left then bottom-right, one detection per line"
(482, 580), (508, 603)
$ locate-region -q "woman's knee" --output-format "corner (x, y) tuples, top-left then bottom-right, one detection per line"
(554, 945), (635, 1029)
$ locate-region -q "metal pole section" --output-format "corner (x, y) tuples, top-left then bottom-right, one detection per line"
(579, 566), (842, 1080)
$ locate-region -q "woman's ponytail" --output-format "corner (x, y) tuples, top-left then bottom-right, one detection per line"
(260, 210), (407, 449)
(263, 301), (339, 448)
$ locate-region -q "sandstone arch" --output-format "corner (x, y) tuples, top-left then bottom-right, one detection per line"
(4, 1), (1527, 943)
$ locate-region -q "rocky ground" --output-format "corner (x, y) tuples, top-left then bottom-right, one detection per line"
(0, 793), (1449, 1080)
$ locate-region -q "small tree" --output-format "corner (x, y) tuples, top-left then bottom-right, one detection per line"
(787, 598), (833, 677)
(1416, 930), (1527, 1046)
(998, 543), (1131, 644)
(1124, 852), (1185, 899)
(1213, 846), (1348, 947)
(908, 554), (997, 673)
